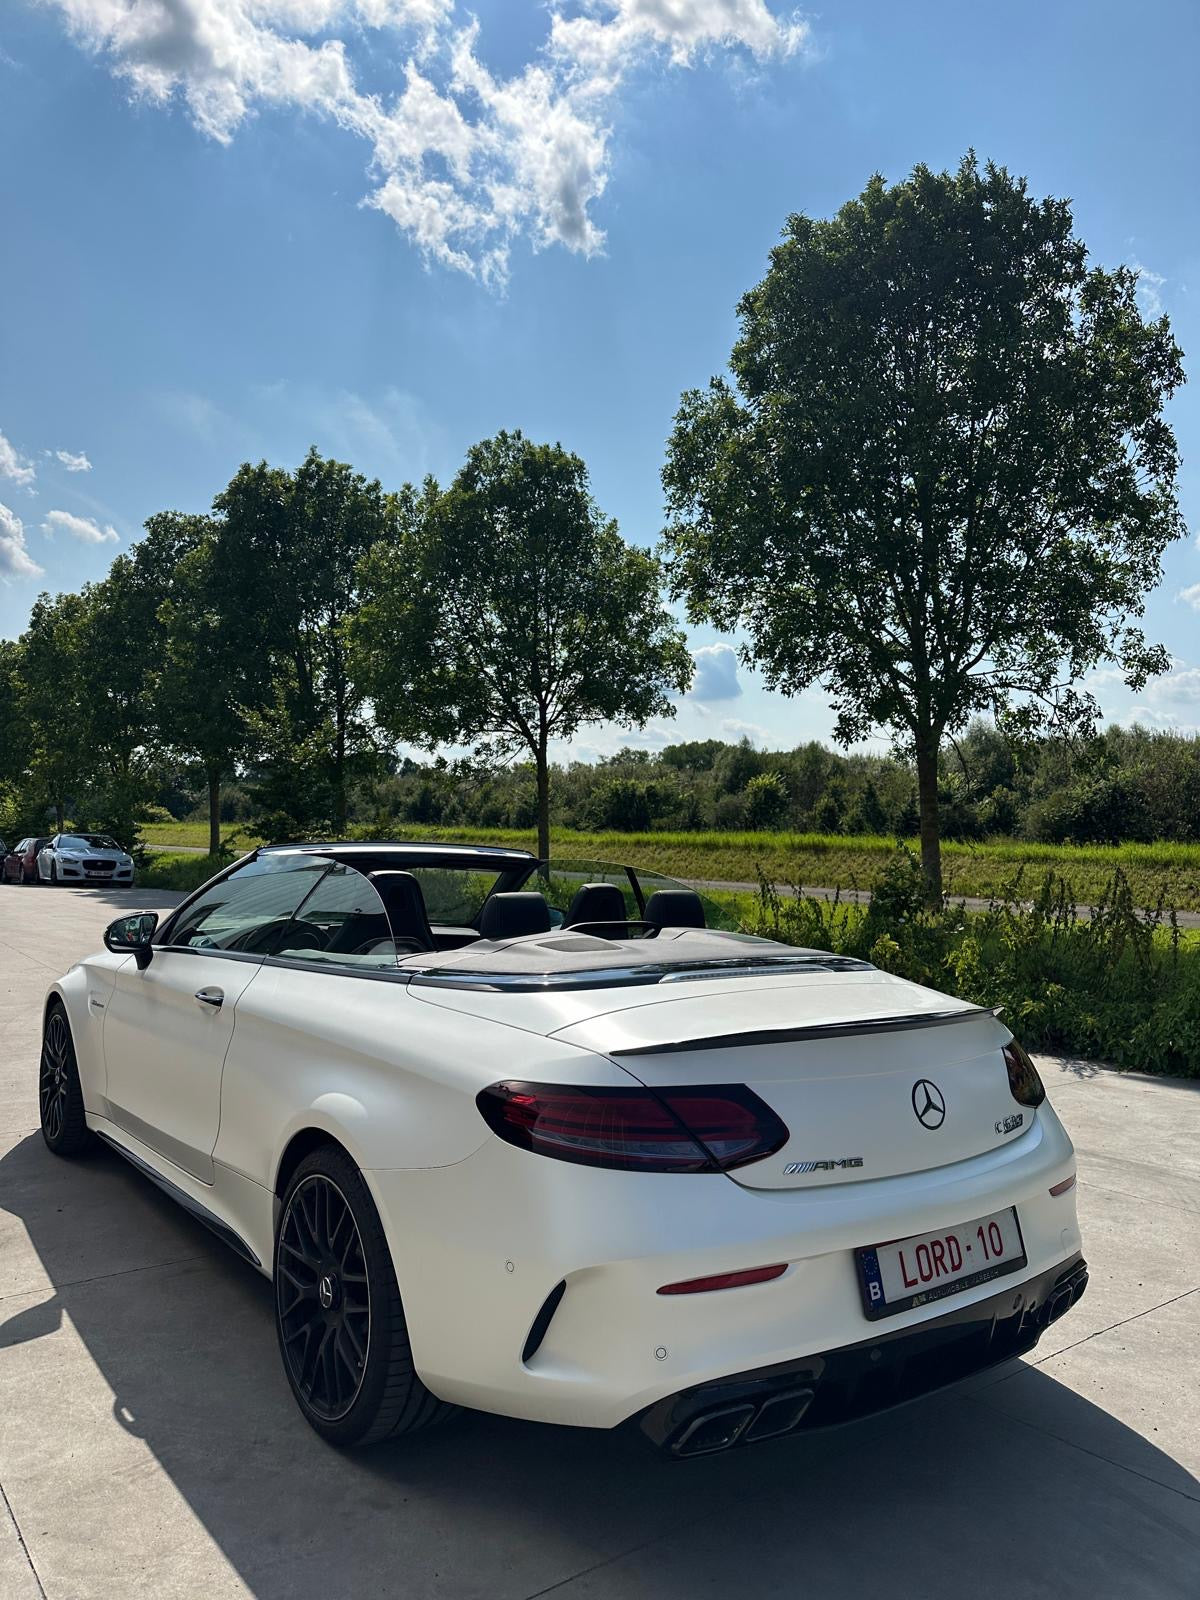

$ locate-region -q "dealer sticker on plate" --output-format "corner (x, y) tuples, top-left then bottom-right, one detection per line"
(856, 1206), (1027, 1321)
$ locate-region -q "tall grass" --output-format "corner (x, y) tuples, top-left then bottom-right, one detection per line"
(139, 820), (1200, 910)
(748, 855), (1200, 1077)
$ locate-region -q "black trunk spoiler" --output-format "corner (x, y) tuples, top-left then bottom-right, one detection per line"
(609, 1005), (1003, 1057)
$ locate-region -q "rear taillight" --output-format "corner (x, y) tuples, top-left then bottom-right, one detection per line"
(475, 1082), (788, 1174)
(1003, 1040), (1046, 1108)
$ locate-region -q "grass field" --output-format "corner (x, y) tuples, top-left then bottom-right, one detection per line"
(139, 820), (1200, 909)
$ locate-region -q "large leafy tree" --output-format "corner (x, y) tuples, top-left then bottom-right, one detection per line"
(661, 155), (1186, 896)
(214, 450), (400, 837)
(151, 515), (260, 854)
(352, 431), (693, 860)
(15, 592), (92, 833)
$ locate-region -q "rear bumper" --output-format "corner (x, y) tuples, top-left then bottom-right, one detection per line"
(637, 1254), (1088, 1456)
(367, 1101), (1082, 1431)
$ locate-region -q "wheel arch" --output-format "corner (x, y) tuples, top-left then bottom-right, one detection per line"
(273, 1125), (358, 1202)
(42, 977), (99, 1099)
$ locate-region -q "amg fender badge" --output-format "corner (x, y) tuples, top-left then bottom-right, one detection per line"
(784, 1157), (864, 1175)
(995, 1112), (1025, 1136)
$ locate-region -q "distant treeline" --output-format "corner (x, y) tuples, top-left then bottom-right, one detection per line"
(162, 720), (1200, 847)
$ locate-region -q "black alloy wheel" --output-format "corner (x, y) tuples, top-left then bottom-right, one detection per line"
(273, 1145), (454, 1447)
(40, 1004), (92, 1156)
(276, 1173), (372, 1423)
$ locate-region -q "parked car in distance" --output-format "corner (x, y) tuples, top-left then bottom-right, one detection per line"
(37, 833), (135, 887)
(3, 836), (52, 884)
(40, 840), (1086, 1456)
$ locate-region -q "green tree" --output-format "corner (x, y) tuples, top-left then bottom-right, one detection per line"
(352, 431), (693, 860)
(744, 770), (789, 829)
(214, 450), (400, 837)
(153, 518), (259, 854)
(17, 592), (91, 831)
(0, 638), (28, 788)
(662, 155), (1186, 896)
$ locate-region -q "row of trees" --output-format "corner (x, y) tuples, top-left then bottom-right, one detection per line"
(1, 155), (1187, 892)
(310, 722), (1200, 844)
(0, 436), (691, 861)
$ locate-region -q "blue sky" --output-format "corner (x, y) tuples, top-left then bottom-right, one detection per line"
(2, 0), (1198, 759)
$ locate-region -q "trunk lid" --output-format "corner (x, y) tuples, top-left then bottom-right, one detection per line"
(550, 973), (1025, 1189)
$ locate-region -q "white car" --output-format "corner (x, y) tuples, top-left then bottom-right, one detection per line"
(38, 832), (135, 886)
(40, 841), (1086, 1455)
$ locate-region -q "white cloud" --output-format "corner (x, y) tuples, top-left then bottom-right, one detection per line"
(42, 508), (120, 544)
(54, 449), (93, 472)
(720, 717), (768, 744)
(1132, 259), (1166, 317)
(45, 0), (808, 282)
(1145, 665), (1200, 705)
(0, 429), (36, 489)
(1128, 704), (1200, 737)
(690, 642), (742, 702)
(0, 502), (43, 579)
(1178, 583), (1200, 612)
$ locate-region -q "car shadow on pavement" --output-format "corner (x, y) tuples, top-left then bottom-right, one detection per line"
(1, 1131), (1197, 1600)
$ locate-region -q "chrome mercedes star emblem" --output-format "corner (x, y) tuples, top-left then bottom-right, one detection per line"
(911, 1079), (946, 1129)
(318, 1274), (335, 1310)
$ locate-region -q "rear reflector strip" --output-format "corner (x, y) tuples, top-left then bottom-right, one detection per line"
(1049, 1174), (1077, 1196)
(657, 1263), (787, 1296)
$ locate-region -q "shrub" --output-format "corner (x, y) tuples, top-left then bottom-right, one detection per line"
(744, 772), (789, 830)
(747, 852), (1199, 1077)
(140, 851), (234, 892)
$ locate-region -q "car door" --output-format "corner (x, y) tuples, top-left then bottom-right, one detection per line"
(101, 852), (330, 1183)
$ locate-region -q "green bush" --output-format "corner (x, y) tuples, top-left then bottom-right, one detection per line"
(747, 849), (1200, 1077)
(140, 851), (236, 893)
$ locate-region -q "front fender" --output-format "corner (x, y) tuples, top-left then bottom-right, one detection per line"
(47, 956), (128, 1113)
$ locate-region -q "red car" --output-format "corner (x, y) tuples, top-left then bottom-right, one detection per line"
(2, 837), (51, 884)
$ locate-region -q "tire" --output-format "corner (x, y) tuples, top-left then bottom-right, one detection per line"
(51, 861), (58, 885)
(273, 1143), (454, 1448)
(40, 1003), (93, 1157)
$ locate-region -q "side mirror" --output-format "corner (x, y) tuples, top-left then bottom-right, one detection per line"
(104, 912), (159, 970)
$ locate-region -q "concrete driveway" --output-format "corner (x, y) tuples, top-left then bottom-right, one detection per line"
(1, 885), (1197, 1599)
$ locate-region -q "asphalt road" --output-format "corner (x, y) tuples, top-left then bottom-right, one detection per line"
(1, 884), (1198, 1599)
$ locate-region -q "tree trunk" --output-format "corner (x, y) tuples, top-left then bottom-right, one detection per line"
(536, 738), (550, 864)
(54, 800), (64, 833)
(914, 734), (942, 903)
(207, 768), (221, 857)
(332, 696), (347, 838)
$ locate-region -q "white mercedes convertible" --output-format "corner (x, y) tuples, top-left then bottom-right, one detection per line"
(40, 841), (1086, 1456)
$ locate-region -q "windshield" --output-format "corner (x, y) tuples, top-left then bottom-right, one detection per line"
(57, 834), (120, 851)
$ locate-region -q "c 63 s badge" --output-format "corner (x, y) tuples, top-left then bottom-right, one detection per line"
(995, 1112), (1025, 1136)
(784, 1157), (864, 1175)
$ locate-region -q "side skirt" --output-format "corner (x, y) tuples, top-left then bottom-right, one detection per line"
(95, 1129), (262, 1269)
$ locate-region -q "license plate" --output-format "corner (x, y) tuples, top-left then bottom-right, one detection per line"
(856, 1207), (1027, 1321)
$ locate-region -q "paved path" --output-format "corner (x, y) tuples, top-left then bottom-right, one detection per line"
(1, 886), (1197, 1598)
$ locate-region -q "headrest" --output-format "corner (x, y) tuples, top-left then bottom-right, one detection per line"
(367, 870), (433, 947)
(564, 882), (628, 928)
(478, 891), (553, 941)
(643, 889), (706, 930)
